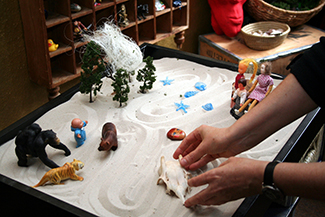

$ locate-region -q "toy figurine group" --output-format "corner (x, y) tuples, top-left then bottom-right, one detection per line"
(230, 58), (274, 119)
(14, 119), (119, 186)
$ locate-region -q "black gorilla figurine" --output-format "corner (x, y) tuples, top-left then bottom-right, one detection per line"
(137, 4), (149, 20)
(15, 123), (71, 168)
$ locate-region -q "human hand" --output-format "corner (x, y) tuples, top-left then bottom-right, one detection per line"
(184, 157), (268, 207)
(173, 125), (238, 171)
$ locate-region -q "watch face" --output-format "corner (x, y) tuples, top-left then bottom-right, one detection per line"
(262, 185), (285, 202)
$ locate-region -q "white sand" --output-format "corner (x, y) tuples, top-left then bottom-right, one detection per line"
(0, 58), (302, 216)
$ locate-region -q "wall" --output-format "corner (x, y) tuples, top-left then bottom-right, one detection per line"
(0, 0), (213, 131)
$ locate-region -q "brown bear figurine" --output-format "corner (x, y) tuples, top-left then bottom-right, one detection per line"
(98, 122), (118, 151)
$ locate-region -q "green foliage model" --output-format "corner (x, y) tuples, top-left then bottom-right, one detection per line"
(136, 56), (157, 93)
(79, 41), (106, 102)
(111, 68), (130, 107)
(265, 0), (320, 10)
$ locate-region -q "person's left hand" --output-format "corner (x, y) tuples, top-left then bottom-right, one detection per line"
(184, 157), (268, 207)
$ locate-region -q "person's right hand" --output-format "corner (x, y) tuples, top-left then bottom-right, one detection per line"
(173, 125), (238, 171)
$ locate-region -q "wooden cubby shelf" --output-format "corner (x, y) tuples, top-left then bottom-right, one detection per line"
(19, 0), (189, 99)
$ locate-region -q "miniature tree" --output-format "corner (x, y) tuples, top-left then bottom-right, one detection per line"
(79, 41), (106, 102)
(136, 56), (156, 93)
(111, 68), (130, 107)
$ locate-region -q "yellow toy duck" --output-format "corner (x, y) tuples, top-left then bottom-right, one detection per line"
(48, 39), (59, 52)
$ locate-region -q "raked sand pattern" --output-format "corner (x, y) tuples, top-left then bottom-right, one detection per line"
(0, 58), (302, 216)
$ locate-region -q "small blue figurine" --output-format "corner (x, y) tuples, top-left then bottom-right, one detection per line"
(202, 103), (214, 111)
(184, 91), (199, 98)
(71, 118), (88, 148)
(173, 0), (182, 7)
(160, 76), (174, 86)
(195, 82), (206, 91)
(175, 101), (190, 113)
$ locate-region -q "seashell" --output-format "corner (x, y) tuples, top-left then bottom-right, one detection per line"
(157, 155), (191, 203)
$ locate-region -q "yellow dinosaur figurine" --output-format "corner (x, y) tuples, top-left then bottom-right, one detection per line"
(33, 159), (84, 187)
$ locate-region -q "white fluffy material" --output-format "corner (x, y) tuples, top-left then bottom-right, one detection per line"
(85, 21), (143, 72)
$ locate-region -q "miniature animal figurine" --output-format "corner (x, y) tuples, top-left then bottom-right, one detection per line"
(236, 61), (274, 114)
(157, 155), (191, 204)
(15, 123), (71, 168)
(118, 4), (129, 27)
(71, 118), (88, 148)
(48, 39), (58, 52)
(137, 4), (149, 20)
(33, 159), (84, 187)
(98, 122), (118, 151)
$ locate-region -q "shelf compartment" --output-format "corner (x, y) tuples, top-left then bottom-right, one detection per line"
(71, 6), (93, 20)
(117, 1), (136, 25)
(47, 22), (74, 53)
(51, 51), (79, 87)
(44, 0), (71, 28)
(122, 25), (139, 43)
(95, 6), (116, 28)
(138, 19), (155, 43)
(172, 5), (188, 26)
(156, 12), (172, 33)
(72, 14), (95, 43)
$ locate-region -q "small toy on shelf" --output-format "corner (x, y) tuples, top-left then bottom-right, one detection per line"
(98, 122), (118, 151)
(48, 39), (58, 52)
(173, 0), (182, 7)
(118, 4), (130, 27)
(137, 4), (149, 20)
(71, 3), (81, 12)
(236, 61), (274, 114)
(71, 118), (88, 148)
(73, 20), (90, 41)
(33, 159), (84, 187)
(15, 123), (71, 168)
(157, 155), (191, 204)
(167, 128), (186, 140)
(94, 0), (102, 6)
(155, 0), (166, 11)
(230, 78), (248, 119)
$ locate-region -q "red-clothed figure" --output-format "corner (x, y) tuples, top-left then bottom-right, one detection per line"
(208, 0), (247, 38)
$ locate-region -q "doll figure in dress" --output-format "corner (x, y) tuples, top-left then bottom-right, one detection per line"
(236, 61), (274, 114)
(71, 118), (88, 148)
(230, 78), (248, 119)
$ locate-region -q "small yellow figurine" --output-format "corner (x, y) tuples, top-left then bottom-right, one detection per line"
(48, 39), (59, 52)
(33, 159), (84, 187)
(233, 58), (258, 92)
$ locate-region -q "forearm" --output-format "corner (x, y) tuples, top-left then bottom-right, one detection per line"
(273, 162), (325, 199)
(227, 74), (318, 155)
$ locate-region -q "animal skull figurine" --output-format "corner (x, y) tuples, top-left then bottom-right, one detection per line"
(157, 155), (191, 203)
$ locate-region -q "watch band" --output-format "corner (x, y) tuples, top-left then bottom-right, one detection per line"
(263, 161), (280, 186)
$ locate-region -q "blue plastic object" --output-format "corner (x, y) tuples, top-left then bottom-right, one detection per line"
(175, 101), (190, 113)
(195, 82), (206, 91)
(202, 103), (214, 111)
(184, 91), (199, 98)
